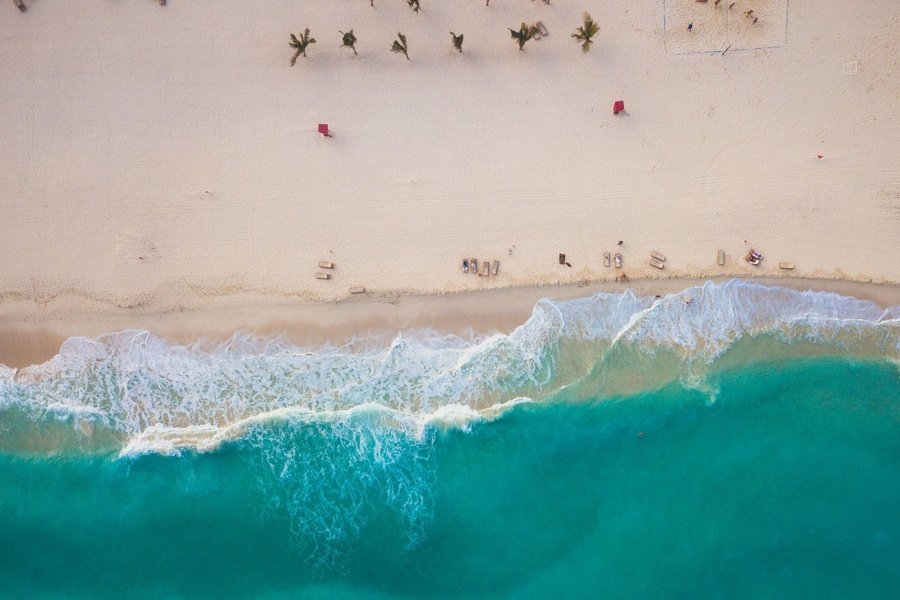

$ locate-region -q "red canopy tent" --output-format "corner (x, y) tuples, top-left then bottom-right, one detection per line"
(612, 101), (625, 115)
(318, 123), (331, 137)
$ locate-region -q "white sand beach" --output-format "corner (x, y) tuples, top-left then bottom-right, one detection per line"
(1, 0), (898, 364)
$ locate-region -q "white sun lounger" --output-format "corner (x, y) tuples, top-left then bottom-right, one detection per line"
(318, 261), (334, 269)
(614, 253), (623, 269)
(650, 251), (666, 262)
(649, 258), (665, 270)
(491, 260), (500, 275)
(778, 262), (795, 270)
(603, 252), (611, 268)
(348, 286), (366, 294)
(481, 259), (490, 276)
(536, 21), (548, 37)
(315, 272), (331, 280)
(717, 250), (725, 266)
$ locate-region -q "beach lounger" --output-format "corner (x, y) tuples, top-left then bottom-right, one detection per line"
(717, 250), (725, 266)
(491, 260), (500, 276)
(471, 258), (478, 274)
(537, 21), (549, 37)
(315, 272), (331, 280)
(603, 252), (611, 268)
(778, 262), (795, 270)
(462, 258), (469, 273)
(318, 261), (334, 269)
(650, 251), (666, 262)
(481, 259), (490, 276)
(614, 253), (623, 269)
(14, 0), (26, 11)
(745, 250), (762, 266)
(649, 258), (665, 270)
(348, 286), (366, 294)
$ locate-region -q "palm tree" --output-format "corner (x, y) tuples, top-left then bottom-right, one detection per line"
(407, 0), (420, 13)
(572, 12), (599, 53)
(509, 23), (538, 51)
(450, 31), (464, 53)
(289, 29), (316, 66)
(339, 30), (358, 56)
(391, 32), (410, 60)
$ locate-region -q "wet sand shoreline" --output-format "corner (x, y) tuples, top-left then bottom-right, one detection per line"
(2, 276), (897, 369)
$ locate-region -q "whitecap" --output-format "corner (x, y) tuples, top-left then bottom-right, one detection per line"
(0, 280), (895, 456)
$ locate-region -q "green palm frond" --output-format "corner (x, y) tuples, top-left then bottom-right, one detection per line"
(450, 31), (464, 53)
(289, 28), (316, 65)
(390, 32), (409, 60)
(339, 29), (358, 55)
(572, 12), (599, 53)
(509, 22), (537, 51)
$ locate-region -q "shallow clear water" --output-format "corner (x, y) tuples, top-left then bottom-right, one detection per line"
(0, 282), (897, 598)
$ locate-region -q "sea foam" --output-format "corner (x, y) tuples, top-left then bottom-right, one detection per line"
(0, 280), (896, 457)
(1, 280), (896, 565)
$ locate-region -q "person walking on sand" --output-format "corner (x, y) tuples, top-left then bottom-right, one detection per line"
(688, 22), (693, 32)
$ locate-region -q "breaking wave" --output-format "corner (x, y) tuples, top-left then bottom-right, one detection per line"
(0, 280), (896, 456)
(0, 280), (896, 563)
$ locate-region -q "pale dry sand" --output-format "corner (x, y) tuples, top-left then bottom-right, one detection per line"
(0, 1), (898, 366)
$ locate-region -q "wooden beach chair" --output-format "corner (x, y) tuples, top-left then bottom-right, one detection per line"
(717, 250), (725, 266)
(649, 258), (665, 270)
(778, 262), (795, 270)
(650, 251), (666, 262)
(315, 272), (331, 280)
(348, 286), (366, 294)
(603, 252), (611, 268)
(491, 260), (500, 276)
(614, 253), (623, 269)
(318, 261), (334, 269)
(14, 0), (27, 12)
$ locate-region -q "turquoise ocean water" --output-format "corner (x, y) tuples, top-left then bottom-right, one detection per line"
(1, 281), (898, 598)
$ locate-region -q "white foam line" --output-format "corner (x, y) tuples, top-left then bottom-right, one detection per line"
(2, 280), (896, 458)
(119, 398), (533, 458)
